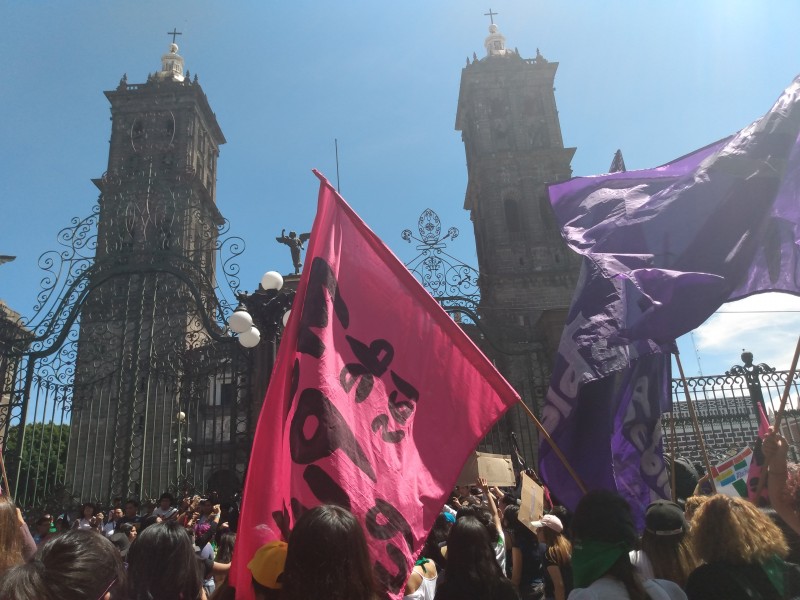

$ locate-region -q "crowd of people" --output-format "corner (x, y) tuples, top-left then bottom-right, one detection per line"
(2, 427), (800, 599)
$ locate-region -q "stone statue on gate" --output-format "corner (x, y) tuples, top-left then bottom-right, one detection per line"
(276, 229), (311, 275)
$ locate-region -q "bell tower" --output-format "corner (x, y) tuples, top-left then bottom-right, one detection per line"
(456, 20), (580, 460)
(66, 39), (227, 501)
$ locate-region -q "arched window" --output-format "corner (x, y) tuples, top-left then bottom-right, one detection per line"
(504, 198), (522, 233)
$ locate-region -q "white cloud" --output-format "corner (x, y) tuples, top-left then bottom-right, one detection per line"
(687, 293), (800, 374)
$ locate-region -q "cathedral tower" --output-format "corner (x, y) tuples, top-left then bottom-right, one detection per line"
(456, 21), (580, 460)
(66, 40), (227, 500)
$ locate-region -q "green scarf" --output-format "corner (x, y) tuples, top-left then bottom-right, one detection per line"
(761, 554), (786, 596)
(571, 539), (630, 588)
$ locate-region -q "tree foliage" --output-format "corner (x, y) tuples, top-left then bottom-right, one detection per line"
(3, 422), (70, 509)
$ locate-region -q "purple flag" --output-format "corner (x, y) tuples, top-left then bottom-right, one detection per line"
(540, 74), (800, 524)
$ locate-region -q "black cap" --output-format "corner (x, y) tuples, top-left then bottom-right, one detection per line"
(645, 500), (687, 536)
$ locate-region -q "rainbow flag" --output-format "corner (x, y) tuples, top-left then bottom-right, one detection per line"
(710, 447), (753, 498)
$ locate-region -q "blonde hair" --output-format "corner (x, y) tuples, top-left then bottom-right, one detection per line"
(0, 496), (25, 575)
(541, 526), (572, 567)
(683, 495), (709, 522)
(691, 494), (788, 565)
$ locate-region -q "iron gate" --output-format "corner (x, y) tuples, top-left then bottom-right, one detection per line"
(0, 195), (261, 511)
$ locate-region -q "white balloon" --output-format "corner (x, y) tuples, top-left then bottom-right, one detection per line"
(282, 309), (291, 327)
(239, 326), (261, 348)
(261, 270), (284, 291)
(228, 309), (253, 334)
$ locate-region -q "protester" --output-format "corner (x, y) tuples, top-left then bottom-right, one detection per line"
(32, 515), (55, 546)
(502, 505), (517, 578)
(247, 540), (287, 600)
(73, 502), (97, 530)
(281, 505), (378, 600)
(453, 484), (482, 508)
(193, 498), (219, 550)
(0, 496), (36, 577)
(108, 528), (132, 559)
(686, 493), (794, 599)
(115, 521), (137, 544)
(0, 528), (126, 600)
(153, 492), (178, 520)
(53, 516), (69, 533)
(214, 531), (236, 585)
(404, 556), (438, 600)
(531, 514), (572, 600)
(421, 512), (453, 570)
(631, 500), (697, 589)
(504, 505), (544, 599)
(118, 499), (142, 527)
(479, 477), (508, 573)
(192, 498), (220, 596)
(127, 520), (203, 600)
(547, 506), (571, 540)
(764, 427), (800, 535)
(568, 490), (686, 600)
(102, 507), (123, 537)
(682, 495), (708, 523)
(434, 515), (519, 600)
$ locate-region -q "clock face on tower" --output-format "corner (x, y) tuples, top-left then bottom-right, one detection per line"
(129, 111), (176, 154)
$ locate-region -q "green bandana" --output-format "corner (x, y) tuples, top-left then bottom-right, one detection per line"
(761, 554), (786, 596)
(571, 539), (631, 588)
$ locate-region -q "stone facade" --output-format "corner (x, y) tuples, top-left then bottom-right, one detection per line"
(455, 24), (581, 463)
(0, 299), (30, 452)
(66, 44), (227, 501)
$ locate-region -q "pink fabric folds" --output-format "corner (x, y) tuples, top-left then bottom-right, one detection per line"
(231, 171), (519, 599)
(746, 402), (772, 504)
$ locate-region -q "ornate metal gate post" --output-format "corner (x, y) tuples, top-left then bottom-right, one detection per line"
(726, 350), (775, 417)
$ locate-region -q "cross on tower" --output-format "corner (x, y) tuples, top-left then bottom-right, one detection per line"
(484, 8), (498, 24)
(167, 28), (182, 44)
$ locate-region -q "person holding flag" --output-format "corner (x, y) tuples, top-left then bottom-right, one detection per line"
(763, 426), (800, 535)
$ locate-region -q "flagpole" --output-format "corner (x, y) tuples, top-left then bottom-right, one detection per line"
(515, 399), (588, 494)
(0, 449), (10, 498)
(674, 350), (716, 493)
(753, 335), (800, 501)
(669, 407), (677, 503)
(771, 335), (800, 431)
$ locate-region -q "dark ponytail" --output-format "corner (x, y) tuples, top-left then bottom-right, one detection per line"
(606, 554), (650, 600)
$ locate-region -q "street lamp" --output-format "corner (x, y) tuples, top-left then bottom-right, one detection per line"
(174, 411), (192, 482)
(228, 270), (294, 348)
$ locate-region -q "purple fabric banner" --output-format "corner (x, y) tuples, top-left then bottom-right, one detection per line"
(540, 74), (800, 524)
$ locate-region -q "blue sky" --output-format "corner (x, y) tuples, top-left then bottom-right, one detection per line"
(2, 0), (800, 378)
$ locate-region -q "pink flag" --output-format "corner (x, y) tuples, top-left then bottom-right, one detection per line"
(747, 402), (771, 505)
(230, 171), (520, 599)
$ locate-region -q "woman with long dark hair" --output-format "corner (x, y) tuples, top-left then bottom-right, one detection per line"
(214, 531), (236, 588)
(435, 515), (519, 600)
(281, 505), (378, 600)
(0, 529), (126, 600)
(569, 490), (686, 600)
(127, 520), (203, 600)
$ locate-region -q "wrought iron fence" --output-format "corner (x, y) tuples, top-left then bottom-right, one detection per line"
(0, 169), (261, 510)
(662, 367), (800, 466)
